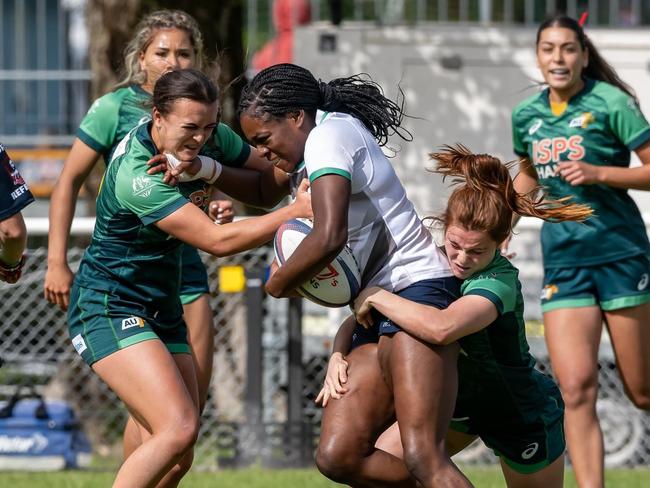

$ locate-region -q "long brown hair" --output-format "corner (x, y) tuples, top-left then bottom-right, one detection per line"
(115, 10), (204, 89)
(536, 15), (637, 102)
(431, 144), (592, 244)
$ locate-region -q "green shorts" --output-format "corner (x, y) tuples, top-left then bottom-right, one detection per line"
(451, 373), (565, 474)
(68, 284), (190, 366)
(541, 254), (650, 313)
(180, 244), (210, 305)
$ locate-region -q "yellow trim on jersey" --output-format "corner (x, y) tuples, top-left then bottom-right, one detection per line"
(550, 101), (567, 116)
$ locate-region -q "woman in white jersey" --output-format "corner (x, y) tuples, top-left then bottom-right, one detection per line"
(238, 63), (472, 488)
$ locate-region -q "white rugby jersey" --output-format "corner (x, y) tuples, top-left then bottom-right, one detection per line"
(290, 110), (451, 291)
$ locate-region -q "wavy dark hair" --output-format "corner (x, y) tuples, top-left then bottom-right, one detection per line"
(537, 15), (637, 102)
(238, 63), (411, 147)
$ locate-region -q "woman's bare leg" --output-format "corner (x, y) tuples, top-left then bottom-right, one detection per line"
(378, 333), (472, 488)
(93, 341), (199, 487)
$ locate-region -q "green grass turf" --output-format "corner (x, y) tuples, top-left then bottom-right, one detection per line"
(1, 467), (650, 487)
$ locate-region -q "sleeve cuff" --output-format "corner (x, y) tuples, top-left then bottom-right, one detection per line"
(76, 128), (108, 156)
(309, 167), (352, 183)
(464, 288), (504, 315)
(628, 128), (650, 151)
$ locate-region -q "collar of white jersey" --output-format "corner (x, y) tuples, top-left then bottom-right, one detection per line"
(316, 110), (331, 126)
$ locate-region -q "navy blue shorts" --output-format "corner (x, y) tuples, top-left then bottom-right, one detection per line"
(351, 276), (461, 349)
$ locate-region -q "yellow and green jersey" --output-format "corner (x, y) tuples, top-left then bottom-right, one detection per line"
(74, 121), (243, 328)
(458, 253), (561, 426)
(512, 78), (650, 267)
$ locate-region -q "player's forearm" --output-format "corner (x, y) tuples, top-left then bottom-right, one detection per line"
(366, 289), (453, 344)
(206, 203), (303, 257)
(47, 178), (83, 265)
(0, 213), (27, 265)
(265, 227), (346, 298)
(596, 164), (650, 191)
(217, 166), (288, 208)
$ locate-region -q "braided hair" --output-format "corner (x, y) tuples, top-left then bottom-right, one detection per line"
(238, 63), (411, 147)
(431, 144), (592, 244)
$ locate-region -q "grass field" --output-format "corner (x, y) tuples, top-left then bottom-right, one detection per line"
(1, 467), (650, 487)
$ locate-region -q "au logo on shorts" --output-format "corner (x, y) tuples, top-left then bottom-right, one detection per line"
(121, 316), (145, 330)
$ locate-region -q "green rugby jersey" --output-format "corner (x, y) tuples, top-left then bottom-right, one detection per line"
(458, 253), (556, 425)
(512, 78), (650, 267)
(74, 122), (235, 327)
(77, 85), (151, 163)
(77, 84), (251, 166)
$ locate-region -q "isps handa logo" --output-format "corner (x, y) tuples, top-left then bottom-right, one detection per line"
(309, 265), (340, 289)
(540, 284), (559, 301)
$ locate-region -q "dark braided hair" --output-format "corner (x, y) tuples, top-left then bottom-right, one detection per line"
(537, 15), (637, 102)
(238, 63), (412, 146)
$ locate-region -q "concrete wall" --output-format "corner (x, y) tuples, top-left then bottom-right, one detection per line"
(294, 22), (650, 217)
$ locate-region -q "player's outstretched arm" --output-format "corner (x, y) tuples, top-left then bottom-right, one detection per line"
(220, 150), (291, 208)
(354, 287), (497, 345)
(45, 139), (101, 309)
(156, 179), (312, 257)
(147, 150), (291, 209)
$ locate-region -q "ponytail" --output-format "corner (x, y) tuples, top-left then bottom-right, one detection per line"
(432, 144), (592, 243)
(238, 63), (412, 146)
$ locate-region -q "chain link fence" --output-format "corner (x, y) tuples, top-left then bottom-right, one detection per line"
(2, 225), (650, 470)
(0, 241), (293, 470)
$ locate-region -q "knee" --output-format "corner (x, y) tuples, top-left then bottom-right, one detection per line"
(401, 433), (447, 476)
(559, 377), (598, 410)
(315, 440), (361, 483)
(164, 412), (200, 456)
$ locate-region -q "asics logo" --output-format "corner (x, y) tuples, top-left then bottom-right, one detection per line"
(528, 119), (542, 135)
(638, 273), (649, 291)
(521, 442), (539, 460)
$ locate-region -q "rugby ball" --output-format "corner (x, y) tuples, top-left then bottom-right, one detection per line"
(273, 218), (361, 307)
